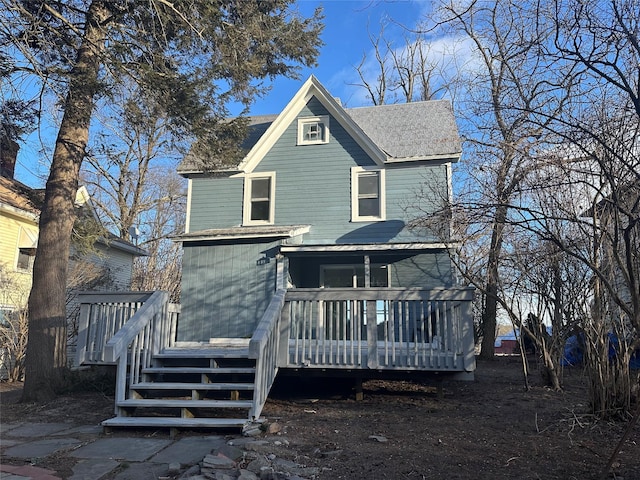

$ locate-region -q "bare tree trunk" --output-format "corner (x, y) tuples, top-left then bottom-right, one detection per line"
(22, 1), (110, 402)
(480, 204), (507, 359)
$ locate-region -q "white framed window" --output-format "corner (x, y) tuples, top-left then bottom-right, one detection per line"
(351, 167), (386, 221)
(297, 116), (329, 145)
(15, 226), (38, 272)
(243, 172), (275, 225)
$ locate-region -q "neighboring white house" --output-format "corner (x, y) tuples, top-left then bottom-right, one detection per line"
(0, 151), (147, 377)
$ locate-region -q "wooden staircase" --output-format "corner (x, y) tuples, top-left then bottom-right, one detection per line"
(102, 345), (257, 430)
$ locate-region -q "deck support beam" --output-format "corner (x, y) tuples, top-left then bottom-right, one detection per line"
(354, 377), (363, 401)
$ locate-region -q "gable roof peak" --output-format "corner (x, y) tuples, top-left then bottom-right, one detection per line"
(236, 76), (387, 173)
(178, 76), (462, 175)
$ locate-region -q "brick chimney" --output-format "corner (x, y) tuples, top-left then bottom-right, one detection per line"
(0, 136), (19, 179)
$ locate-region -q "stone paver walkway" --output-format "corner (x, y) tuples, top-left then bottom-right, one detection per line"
(1, 420), (317, 480)
(0, 421), (230, 480)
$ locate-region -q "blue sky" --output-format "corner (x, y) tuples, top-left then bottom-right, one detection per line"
(14, 0), (430, 186)
(246, 0), (431, 115)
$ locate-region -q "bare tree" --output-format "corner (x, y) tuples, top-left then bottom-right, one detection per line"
(433, 0), (573, 358)
(513, 0), (640, 419)
(81, 84), (186, 301)
(352, 24), (447, 104)
(83, 85), (183, 240)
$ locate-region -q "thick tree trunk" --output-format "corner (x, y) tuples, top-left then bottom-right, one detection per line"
(21, 1), (110, 402)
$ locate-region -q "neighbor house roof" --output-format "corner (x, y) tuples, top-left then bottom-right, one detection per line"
(178, 75), (462, 174)
(0, 177), (147, 256)
(0, 175), (43, 218)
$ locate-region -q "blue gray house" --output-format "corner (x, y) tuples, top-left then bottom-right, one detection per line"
(78, 76), (476, 429)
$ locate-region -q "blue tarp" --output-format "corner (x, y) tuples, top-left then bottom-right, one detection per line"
(561, 333), (640, 369)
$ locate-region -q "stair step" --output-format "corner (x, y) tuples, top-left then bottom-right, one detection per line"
(102, 416), (248, 429)
(156, 348), (250, 359)
(143, 367), (255, 375)
(131, 382), (254, 391)
(118, 399), (253, 409)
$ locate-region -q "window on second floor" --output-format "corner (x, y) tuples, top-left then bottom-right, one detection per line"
(16, 248), (36, 271)
(243, 172), (275, 225)
(15, 226), (38, 272)
(351, 167), (386, 222)
(297, 116), (329, 145)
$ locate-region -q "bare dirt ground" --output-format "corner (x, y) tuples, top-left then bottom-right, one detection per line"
(1, 357), (639, 480)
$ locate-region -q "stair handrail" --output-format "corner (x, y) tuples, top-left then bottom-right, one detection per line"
(248, 288), (286, 419)
(102, 291), (171, 412)
(103, 291), (170, 363)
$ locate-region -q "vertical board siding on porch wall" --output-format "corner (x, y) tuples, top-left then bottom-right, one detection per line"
(179, 240), (278, 341)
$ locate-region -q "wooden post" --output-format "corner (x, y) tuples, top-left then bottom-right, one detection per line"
(76, 301), (91, 365)
(367, 300), (378, 369)
(354, 377), (364, 401)
(278, 301), (291, 367)
(364, 255), (371, 288)
(460, 291), (476, 373)
(364, 255), (379, 368)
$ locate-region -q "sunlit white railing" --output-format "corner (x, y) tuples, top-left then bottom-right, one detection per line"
(101, 291), (174, 410)
(283, 287), (475, 372)
(75, 292), (179, 365)
(248, 289), (286, 419)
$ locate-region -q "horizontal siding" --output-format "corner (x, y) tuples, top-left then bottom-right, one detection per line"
(0, 214), (35, 306)
(91, 245), (134, 290)
(189, 176), (243, 232)
(179, 240), (279, 341)
(187, 97), (450, 244)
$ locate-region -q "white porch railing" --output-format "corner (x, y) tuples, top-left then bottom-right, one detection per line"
(76, 292), (179, 365)
(283, 287), (475, 372)
(248, 288), (286, 419)
(101, 291), (173, 411)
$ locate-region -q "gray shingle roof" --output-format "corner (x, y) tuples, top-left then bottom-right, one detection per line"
(178, 98), (461, 173)
(346, 100), (461, 160)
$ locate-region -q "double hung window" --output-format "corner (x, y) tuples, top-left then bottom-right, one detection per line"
(243, 172), (275, 225)
(351, 167), (385, 221)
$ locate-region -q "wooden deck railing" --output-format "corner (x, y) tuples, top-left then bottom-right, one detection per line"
(283, 287), (475, 372)
(75, 286), (474, 419)
(76, 292), (179, 366)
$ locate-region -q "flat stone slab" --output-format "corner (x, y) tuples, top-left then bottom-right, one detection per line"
(149, 435), (227, 465)
(69, 458), (121, 480)
(0, 422), (22, 434)
(111, 462), (168, 480)
(0, 438), (23, 449)
(71, 437), (172, 462)
(52, 425), (103, 436)
(5, 423), (73, 438)
(3, 437), (81, 458)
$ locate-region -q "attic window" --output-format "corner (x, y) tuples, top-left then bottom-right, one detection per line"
(297, 116), (329, 145)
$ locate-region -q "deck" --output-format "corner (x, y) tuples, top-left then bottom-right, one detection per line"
(75, 286), (475, 429)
